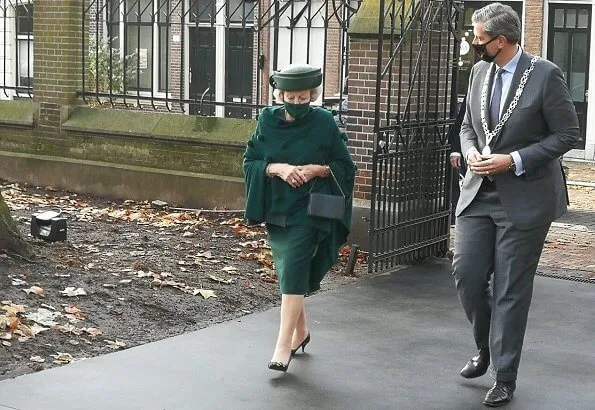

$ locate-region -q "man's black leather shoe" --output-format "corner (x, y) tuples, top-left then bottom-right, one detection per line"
(460, 349), (490, 378)
(483, 381), (516, 407)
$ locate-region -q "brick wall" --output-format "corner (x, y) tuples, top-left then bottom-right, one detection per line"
(34, 0), (82, 137)
(523, 0), (543, 55)
(348, 24), (455, 201)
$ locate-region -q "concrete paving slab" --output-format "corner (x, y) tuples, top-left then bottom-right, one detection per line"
(0, 259), (594, 410)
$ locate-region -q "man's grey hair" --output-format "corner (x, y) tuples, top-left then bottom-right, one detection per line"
(472, 3), (521, 44)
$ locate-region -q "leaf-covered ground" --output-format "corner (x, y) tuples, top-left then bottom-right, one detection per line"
(0, 182), (367, 380)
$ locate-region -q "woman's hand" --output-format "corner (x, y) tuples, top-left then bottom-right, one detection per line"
(267, 163), (327, 188)
(297, 164), (327, 183)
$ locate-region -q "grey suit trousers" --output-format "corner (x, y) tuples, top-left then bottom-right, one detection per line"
(452, 183), (550, 382)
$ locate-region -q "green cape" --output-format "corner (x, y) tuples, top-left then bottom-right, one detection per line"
(243, 106), (356, 279)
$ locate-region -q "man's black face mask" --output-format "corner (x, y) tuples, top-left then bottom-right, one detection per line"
(472, 36), (502, 63)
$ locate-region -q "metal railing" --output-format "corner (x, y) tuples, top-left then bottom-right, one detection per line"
(368, 0), (462, 271)
(80, 0), (360, 118)
(0, 0), (34, 99)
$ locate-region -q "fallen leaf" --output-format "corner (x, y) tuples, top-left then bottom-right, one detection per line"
(30, 324), (50, 337)
(221, 266), (238, 273)
(151, 278), (187, 289)
(193, 289), (217, 299)
(196, 250), (213, 259)
(211, 232), (231, 238)
(2, 341), (11, 347)
(51, 352), (73, 364)
(23, 286), (45, 297)
(64, 306), (87, 320)
(136, 270), (153, 278)
(105, 340), (126, 350)
(260, 271), (278, 284)
(60, 287), (87, 297)
(0, 332), (12, 340)
(30, 356), (45, 363)
(2, 304), (25, 316)
(54, 324), (73, 334)
(82, 327), (102, 338)
(25, 308), (62, 327)
(11, 278), (27, 286)
(208, 275), (234, 285)
(220, 217), (244, 225)
(119, 279), (133, 284)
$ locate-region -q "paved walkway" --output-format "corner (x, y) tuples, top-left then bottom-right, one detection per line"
(555, 208), (595, 231)
(1, 260), (594, 410)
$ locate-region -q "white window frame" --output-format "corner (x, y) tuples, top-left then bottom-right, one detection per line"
(15, 0), (33, 89)
(106, 0), (170, 98)
(0, 0), (33, 100)
(184, 0), (255, 117)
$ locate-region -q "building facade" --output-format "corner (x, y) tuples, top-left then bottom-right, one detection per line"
(1, 0), (351, 117)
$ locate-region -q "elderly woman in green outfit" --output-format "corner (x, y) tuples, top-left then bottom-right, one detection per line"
(243, 64), (356, 372)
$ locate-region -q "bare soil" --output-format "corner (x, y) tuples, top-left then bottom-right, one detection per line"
(0, 182), (368, 381)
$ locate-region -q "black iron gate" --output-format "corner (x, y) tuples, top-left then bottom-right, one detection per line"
(368, 0), (462, 272)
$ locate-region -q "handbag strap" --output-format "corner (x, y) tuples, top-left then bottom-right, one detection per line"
(309, 166), (345, 198)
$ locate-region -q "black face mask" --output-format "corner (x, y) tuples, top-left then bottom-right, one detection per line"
(472, 36), (502, 63)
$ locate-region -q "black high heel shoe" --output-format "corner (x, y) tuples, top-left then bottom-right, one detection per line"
(268, 355), (292, 372)
(291, 333), (311, 356)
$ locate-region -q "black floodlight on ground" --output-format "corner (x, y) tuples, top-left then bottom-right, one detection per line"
(31, 210), (67, 242)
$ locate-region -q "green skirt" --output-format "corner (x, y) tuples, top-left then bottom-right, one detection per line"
(267, 224), (327, 295)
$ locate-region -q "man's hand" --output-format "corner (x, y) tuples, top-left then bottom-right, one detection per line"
(468, 154), (513, 176)
(450, 155), (462, 169)
(467, 150), (482, 166)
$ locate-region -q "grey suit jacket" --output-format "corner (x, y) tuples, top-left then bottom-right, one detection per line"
(457, 52), (579, 230)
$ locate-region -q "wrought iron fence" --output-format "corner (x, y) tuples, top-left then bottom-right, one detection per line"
(0, 0), (34, 99)
(81, 0), (359, 118)
(368, 0), (462, 271)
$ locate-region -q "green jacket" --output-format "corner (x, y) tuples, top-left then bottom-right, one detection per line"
(243, 105), (356, 240)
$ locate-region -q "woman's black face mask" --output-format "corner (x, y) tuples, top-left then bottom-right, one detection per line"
(472, 36), (501, 63)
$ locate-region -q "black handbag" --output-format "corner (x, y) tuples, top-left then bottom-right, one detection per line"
(307, 167), (345, 220)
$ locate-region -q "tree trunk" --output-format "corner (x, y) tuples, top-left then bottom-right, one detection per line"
(0, 191), (31, 256)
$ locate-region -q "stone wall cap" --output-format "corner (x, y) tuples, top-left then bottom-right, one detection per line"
(0, 100), (35, 128)
(62, 107), (255, 147)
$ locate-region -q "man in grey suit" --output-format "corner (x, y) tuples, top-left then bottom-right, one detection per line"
(452, 3), (579, 407)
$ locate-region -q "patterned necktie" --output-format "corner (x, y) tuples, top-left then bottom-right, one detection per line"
(490, 69), (503, 130)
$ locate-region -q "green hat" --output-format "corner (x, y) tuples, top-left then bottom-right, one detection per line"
(269, 64), (323, 91)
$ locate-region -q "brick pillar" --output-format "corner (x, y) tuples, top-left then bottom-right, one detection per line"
(345, 38), (376, 200)
(524, 0), (543, 55)
(33, 0), (82, 137)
